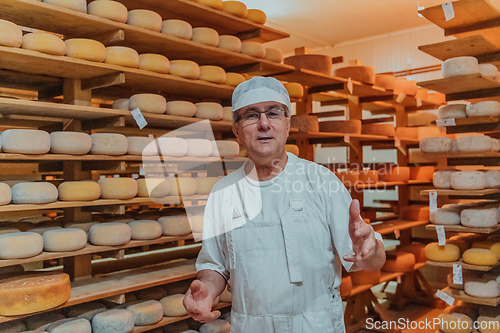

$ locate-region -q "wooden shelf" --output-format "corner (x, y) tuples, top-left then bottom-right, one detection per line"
(426, 223), (500, 234)
(372, 219), (429, 236)
(418, 73), (500, 96)
(273, 69), (347, 89)
(420, 188), (500, 196)
(288, 131), (405, 145)
(444, 286), (500, 307)
(352, 180), (432, 190)
(427, 259), (497, 272)
(419, 35), (500, 62)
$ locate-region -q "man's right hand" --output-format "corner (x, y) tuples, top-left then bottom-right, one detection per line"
(183, 279), (221, 323)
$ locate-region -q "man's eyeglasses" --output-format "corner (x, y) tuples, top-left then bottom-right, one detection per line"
(236, 109), (287, 126)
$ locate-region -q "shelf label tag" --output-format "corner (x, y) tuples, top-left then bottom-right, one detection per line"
(347, 78), (353, 94)
(442, 2), (455, 21)
(394, 229), (400, 239)
(429, 191), (438, 212)
(113, 174), (120, 178)
(139, 167), (145, 176)
(436, 289), (455, 306)
(131, 108), (148, 129)
(344, 134), (350, 143)
(416, 98), (423, 107)
(436, 225), (446, 246)
(453, 264), (463, 285)
(395, 137), (401, 147)
(397, 275), (402, 284)
(132, 173), (139, 179)
(436, 118), (456, 127)
(396, 93), (406, 103)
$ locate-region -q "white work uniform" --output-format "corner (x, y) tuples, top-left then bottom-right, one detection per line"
(197, 152), (382, 332)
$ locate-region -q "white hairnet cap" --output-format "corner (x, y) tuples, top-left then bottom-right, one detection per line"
(232, 76), (291, 112)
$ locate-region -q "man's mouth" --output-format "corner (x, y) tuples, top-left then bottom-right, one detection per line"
(257, 136), (273, 141)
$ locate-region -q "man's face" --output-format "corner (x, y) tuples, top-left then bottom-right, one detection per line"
(232, 101), (291, 158)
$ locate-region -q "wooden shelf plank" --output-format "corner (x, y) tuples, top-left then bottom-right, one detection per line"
(427, 259), (496, 272)
(426, 223), (500, 234)
(418, 35), (500, 61)
(273, 69), (347, 88)
(420, 188), (500, 196)
(413, 149), (500, 160)
(352, 180), (432, 190)
(418, 73), (500, 95)
(437, 115), (500, 127)
(289, 131), (394, 141)
(372, 220), (429, 236)
(444, 286), (500, 307)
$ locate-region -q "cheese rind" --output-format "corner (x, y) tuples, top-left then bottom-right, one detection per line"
(442, 56), (479, 78)
(199, 65), (227, 84)
(127, 9), (163, 32)
(127, 136), (157, 156)
(241, 41), (265, 58)
(0, 183), (11, 206)
(465, 278), (500, 298)
(58, 181), (101, 201)
(424, 243), (460, 262)
(433, 170), (454, 189)
(42, 0), (87, 12)
(2, 129), (50, 154)
(437, 104), (467, 119)
(160, 294), (188, 316)
(461, 208), (499, 228)
(264, 48), (284, 63)
(319, 120), (361, 134)
(457, 135), (493, 152)
(284, 82), (304, 99)
(419, 136), (453, 153)
(91, 309), (135, 333)
(169, 60), (200, 79)
(211, 140), (239, 157)
(138, 54), (170, 74)
(157, 137), (188, 156)
(291, 115), (319, 132)
(112, 98), (129, 111)
(463, 248), (498, 266)
(246, 9), (266, 24)
(334, 65), (376, 85)
(195, 102), (224, 120)
(217, 35), (242, 52)
(196, 0), (223, 9)
(129, 94), (167, 114)
(450, 171), (487, 190)
(50, 131), (92, 155)
(43, 228), (87, 252)
(90, 133), (128, 155)
(11, 182), (58, 204)
(191, 27), (219, 46)
(466, 101), (500, 117)
(64, 38), (105, 62)
(164, 101), (196, 117)
(137, 178), (170, 197)
(480, 63), (499, 79)
(222, 1), (248, 17)
(0, 232), (43, 259)
(89, 222), (131, 246)
(430, 207), (461, 225)
(22, 32), (66, 55)
(127, 300), (163, 326)
(225, 72), (245, 87)
(128, 220), (162, 240)
(169, 177), (197, 196)
(104, 46), (139, 68)
(87, 0), (128, 23)
(158, 215), (192, 236)
(161, 19), (193, 40)
(0, 19), (23, 48)
(46, 318), (91, 333)
(186, 139), (213, 156)
(98, 178), (138, 199)
(486, 170), (500, 188)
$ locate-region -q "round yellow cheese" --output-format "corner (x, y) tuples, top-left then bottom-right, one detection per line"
(1, 129), (50, 154)
(104, 46), (139, 68)
(165, 101), (196, 117)
(222, 106), (232, 121)
(472, 241), (500, 259)
(195, 177), (220, 195)
(424, 243), (460, 262)
(196, 0), (223, 10)
(0, 232), (43, 259)
(169, 60), (200, 79)
(127, 136), (157, 156)
(127, 9), (163, 32)
(98, 177), (138, 199)
(158, 215), (191, 236)
(195, 102), (223, 120)
(91, 309), (135, 333)
(139, 53), (170, 74)
(160, 294), (187, 316)
(126, 300), (163, 326)
(12, 182), (58, 204)
(137, 178), (170, 198)
(156, 137), (188, 156)
(42, 0), (87, 12)
(129, 93), (167, 114)
(225, 72), (245, 87)
(161, 19), (192, 40)
(285, 144), (299, 156)
(222, 1), (248, 17)
(43, 228), (87, 252)
(112, 98), (129, 111)
(90, 133), (128, 155)
(218, 35), (242, 52)
(463, 248), (498, 266)
(438, 313), (473, 333)
(168, 177), (197, 196)
(191, 27), (219, 46)
(89, 222), (131, 246)
(50, 131), (92, 155)
(0, 183), (11, 206)
(64, 38), (105, 62)
(211, 140), (239, 156)
(129, 220), (162, 240)
(199, 65), (226, 84)
(0, 19), (22, 48)
(265, 48), (284, 63)
(87, 0), (128, 23)
(186, 138), (213, 156)
(58, 181), (101, 201)
(246, 9), (266, 24)
(241, 41), (265, 58)
(22, 32), (67, 56)
(284, 82), (304, 99)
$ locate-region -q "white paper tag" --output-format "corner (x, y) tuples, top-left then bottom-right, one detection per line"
(395, 137), (401, 147)
(416, 98), (423, 107)
(344, 134), (350, 143)
(131, 108), (148, 129)
(397, 275), (402, 284)
(99, 175), (106, 179)
(436, 289), (455, 306)
(132, 173), (139, 179)
(442, 2), (455, 21)
(396, 93), (406, 103)
(436, 225), (446, 246)
(113, 174), (120, 178)
(453, 264), (463, 285)
(347, 78), (353, 95)
(394, 229), (400, 239)
(429, 191), (438, 212)
(436, 118), (456, 127)
(139, 168), (145, 176)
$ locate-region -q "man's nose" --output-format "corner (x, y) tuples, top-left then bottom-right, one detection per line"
(257, 112), (270, 130)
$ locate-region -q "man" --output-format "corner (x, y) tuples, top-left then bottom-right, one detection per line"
(183, 77), (385, 332)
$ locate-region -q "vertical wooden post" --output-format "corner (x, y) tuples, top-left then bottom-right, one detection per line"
(347, 96), (363, 203)
(63, 79), (92, 107)
(295, 89), (314, 161)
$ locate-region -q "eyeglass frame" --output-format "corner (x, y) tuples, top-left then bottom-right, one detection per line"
(233, 105), (289, 124)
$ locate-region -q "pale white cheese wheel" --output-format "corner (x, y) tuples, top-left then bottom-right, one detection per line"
(64, 38), (105, 62)
(189, 215), (204, 233)
(160, 294), (187, 317)
(438, 313), (473, 333)
(127, 136), (157, 156)
(161, 19), (192, 40)
(196, 0), (223, 9)
(218, 35), (242, 52)
(200, 319), (231, 333)
(479, 63), (499, 79)
(50, 131), (92, 155)
(127, 300), (163, 326)
(90, 133), (128, 155)
(26, 312), (66, 331)
(191, 27), (219, 46)
(22, 32), (66, 56)
(195, 177), (220, 195)
(199, 66), (226, 84)
(2, 129), (50, 154)
(424, 243), (460, 262)
(195, 102), (223, 120)
(0, 183), (11, 206)
(58, 181), (101, 201)
(186, 139), (213, 157)
(222, 106), (232, 122)
(211, 140), (239, 156)
(247, 9), (266, 24)
(487, 170), (500, 188)
(461, 208), (499, 228)
(419, 136), (453, 153)
(222, 1), (248, 17)
(91, 309), (135, 333)
(241, 41), (265, 58)
(65, 222), (97, 233)
(457, 135), (494, 152)
(466, 101), (500, 117)
(11, 182), (58, 204)
(127, 9), (162, 32)
(43, 0), (87, 12)
(138, 54), (170, 74)
(437, 104), (467, 119)
(264, 48), (284, 63)
(450, 171), (487, 190)
(442, 56), (479, 78)
(157, 137), (187, 156)
(158, 215), (191, 236)
(165, 101), (196, 117)
(98, 178), (138, 199)
(129, 220), (162, 240)
(112, 98), (129, 111)
(89, 222), (131, 246)
(66, 302), (107, 321)
(87, 0), (128, 23)
(104, 46), (139, 68)
(284, 82), (304, 99)
(225, 72), (245, 87)
(169, 60), (200, 79)
(129, 94), (166, 114)
(43, 228), (87, 252)
(137, 178), (170, 197)
(0, 19), (22, 48)
(465, 278), (500, 298)
(0, 232), (43, 259)
(168, 177), (197, 196)
(46, 318), (91, 333)
(433, 170), (454, 189)
(430, 206), (461, 225)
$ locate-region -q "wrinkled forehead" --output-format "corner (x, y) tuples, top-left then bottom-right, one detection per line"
(239, 101), (284, 113)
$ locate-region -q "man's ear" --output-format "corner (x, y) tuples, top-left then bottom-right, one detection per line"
(232, 122), (239, 143)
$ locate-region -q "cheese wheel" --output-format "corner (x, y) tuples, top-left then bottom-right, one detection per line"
(0, 232), (43, 259)
(447, 272), (468, 289)
(112, 98), (129, 111)
(89, 222), (131, 246)
(409, 166), (435, 181)
(291, 115), (319, 132)
(463, 248), (498, 266)
(466, 101), (500, 117)
(196, 0), (223, 9)
(169, 60), (200, 79)
(164, 101), (196, 117)
(492, 139), (500, 152)
(402, 205), (429, 221)
(457, 135), (494, 152)
(382, 251), (415, 272)
(246, 9), (266, 24)
(58, 181), (101, 201)
(127, 136), (157, 156)
(158, 215), (191, 236)
(222, 1), (248, 17)
(2, 129), (50, 154)
(29, 226), (62, 235)
(194, 102), (223, 120)
(22, 32), (66, 56)
(419, 136), (453, 153)
(50, 131), (92, 155)
(319, 120), (361, 134)
(477, 316), (500, 333)
(199, 65), (226, 84)
(65, 222), (97, 233)
(479, 63), (499, 79)
(25, 312), (66, 331)
(190, 215), (204, 233)
(156, 137), (187, 156)
(438, 104), (467, 119)
(396, 243), (426, 263)
(218, 35), (242, 52)
(169, 177), (197, 196)
(472, 241), (500, 259)
(0, 19), (22, 48)
(361, 123), (395, 137)
(0, 272), (70, 316)
(0, 183), (11, 206)
(450, 171), (487, 190)
(430, 206), (461, 225)
(487, 170), (500, 188)
(394, 78), (418, 96)
(137, 178), (170, 198)
(225, 72), (245, 87)
(335, 65), (375, 84)
(186, 139), (213, 156)
(98, 178), (138, 199)
(46, 318), (91, 333)
(438, 313), (473, 333)
(127, 9), (162, 32)
(43, 228), (87, 252)
(11, 182), (57, 204)
(465, 278), (500, 298)
(433, 170), (454, 189)
(66, 302), (107, 321)
(138, 54), (170, 74)
(335, 171), (359, 186)
(200, 320), (231, 333)
(223, 106), (233, 122)
(160, 294), (187, 316)
(42, 0), (86, 12)
(358, 170), (378, 184)
(374, 74), (396, 90)
(349, 269), (381, 285)
(135, 286), (168, 301)
(211, 140), (239, 156)
(284, 82), (304, 99)
(191, 27), (219, 46)
(90, 133), (128, 155)
(129, 94), (166, 114)
(127, 300), (163, 326)
(241, 41), (265, 58)
(64, 38), (105, 62)
(129, 220), (162, 240)
(161, 19), (192, 40)
(87, 0), (128, 23)
(264, 48), (284, 63)
(424, 243), (460, 262)
(461, 208), (499, 228)
(91, 309), (135, 333)
(195, 177), (220, 195)
(339, 276), (352, 298)
(284, 144), (299, 156)
(0, 321), (26, 332)
(442, 56), (479, 78)
(104, 46), (139, 68)
(378, 166), (410, 182)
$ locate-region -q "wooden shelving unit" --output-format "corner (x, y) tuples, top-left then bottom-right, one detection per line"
(427, 259), (498, 272)
(444, 287), (500, 307)
(425, 224), (500, 234)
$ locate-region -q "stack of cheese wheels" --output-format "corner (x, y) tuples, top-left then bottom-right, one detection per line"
(139, 53), (170, 74)
(382, 251), (415, 272)
(186, 139), (213, 156)
(465, 277), (500, 298)
(211, 140), (239, 156)
(442, 56), (479, 78)
(433, 170), (455, 188)
(195, 177), (220, 195)
(50, 131), (92, 155)
(134, 286), (168, 301)
(334, 64), (376, 85)
(87, 0), (128, 23)
(168, 177), (197, 196)
(241, 41), (266, 58)
(161, 19), (193, 40)
(191, 27), (219, 46)
(199, 65), (226, 84)
(247, 9), (267, 24)
(11, 182), (58, 204)
(225, 72), (246, 87)
(409, 166), (435, 181)
(2, 129), (50, 154)
(349, 269), (381, 285)
(127, 136), (157, 156)
(98, 177), (138, 199)
(43, 0), (87, 12)
(450, 171), (487, 190)
(285, 144), (299, 156)
(291, 115), (319, 132)
(160, 294), (188, 316)
(457, 135), (495, 152)
(437, 313), (473, 333)
(284, 82), (304, 99)
(170, 60), (200, 79)
(223, 106), (233, 122)
(46, 318), (92, 333)
(396, 242), (426, 262)
(438, 104), (467, 119)
(104, 46), (139, 68)
(0, 232), (43, 259)
(463, 248), (498, 266)
(374, 74), (396, 90)
(461, 207), (499, 228)
(129, 94), (167, 114)
(222, 1), (248, 17)
(91, 309), (135, 333)
(43, 228), (87, 252)
(127, 300), (163, 326)
(65, 302), (107, 321)
(137, 178), (170, 197)
(0, 19), (22, 48)
(402, 205), (429, 221)
(218, 35), (242, 52)
(127, 9), (162, 32)
(89, 222), (131, 246)
(0, 182), (11, 206)
(157, 137), (188, 156)
(64, 38), (106, 62)
(466, 101), (500, 117)
(319, 120), (361, 134)
(425, 243), (460, 262)
(394, 78), (418, 96)
(430, 205), (461, 225)
(90, 133), (128, 155)
(361, 123), (395, 136)
(165, 101), (197, 117)
(196, 0), (223, 10)
(265, 48), (284, 63)
(58, 181), (101, 201)
(358, 170), (378, 184)
(378, 166), (410, 182)
(419, 136), (453, 153)
(487, 170), (500, 188)
(335, 171), (358, 187)
(129, 220), (162, 240)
